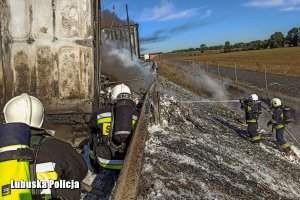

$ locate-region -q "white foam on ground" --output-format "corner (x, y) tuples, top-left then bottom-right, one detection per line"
(140, 80), (300, 199)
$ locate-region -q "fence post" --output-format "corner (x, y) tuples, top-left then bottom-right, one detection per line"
(206, 61), (208, 72)
(218, 62), (221, 80)
(234, 63), (238, 83)
(264, 65), (268, 93)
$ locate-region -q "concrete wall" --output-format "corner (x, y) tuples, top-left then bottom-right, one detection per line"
(0, 0), (94, 114)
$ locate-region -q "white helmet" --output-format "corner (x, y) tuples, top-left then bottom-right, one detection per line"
(3, 93), (44, 128)
(111, 83), (131, 101)
(271, 98), (282, 107)
(249, 94), (258, 101)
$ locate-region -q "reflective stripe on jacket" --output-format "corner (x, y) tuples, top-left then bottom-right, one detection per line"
(240, 100), (261, 123)
(270, 107), (285, 129)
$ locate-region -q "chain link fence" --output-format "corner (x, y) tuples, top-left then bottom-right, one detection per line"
(160, 59), (300, 99)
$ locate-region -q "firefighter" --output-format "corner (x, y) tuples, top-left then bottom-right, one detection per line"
(0, 93), (88, 200)
(240, 94), (262, 143)
(88, 83), (138, 170)
(267, 98), (295, 156)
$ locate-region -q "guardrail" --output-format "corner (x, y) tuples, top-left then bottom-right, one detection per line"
(112, 83), (157, 199)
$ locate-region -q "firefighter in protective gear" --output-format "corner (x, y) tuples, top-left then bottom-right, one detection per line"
(0, 93), (87, 200)
(240, 94), (262, 143)
(88, 84), (138, 170)
(267, 98), (294, 156)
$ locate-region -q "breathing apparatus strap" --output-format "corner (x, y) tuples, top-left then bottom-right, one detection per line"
(108, 106), (115, 146)
(30, 135), (46, 199)
(0, 148), (34, 162)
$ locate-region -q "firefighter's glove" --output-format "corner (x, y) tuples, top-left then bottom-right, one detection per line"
(267, 121), (272, 127)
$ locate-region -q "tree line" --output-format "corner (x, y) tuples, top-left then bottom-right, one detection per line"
(171, 27), (300, 53)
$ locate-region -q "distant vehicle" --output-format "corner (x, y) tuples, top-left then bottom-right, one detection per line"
(143, 54), (157, 61)
(144, 54), (150, 60)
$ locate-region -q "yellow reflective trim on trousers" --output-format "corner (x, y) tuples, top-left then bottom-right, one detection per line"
(247, 119), (257, 123)
(99, 162), (123, 170)
(251, 136), (261, 142)
(36, 171), (58, 181)
(281, 143), (290, 149)
(96, 157), (123, 169)
(97, 117), (111, 124)
(275, 124), (285, 129)
(270, 119), (277, 124)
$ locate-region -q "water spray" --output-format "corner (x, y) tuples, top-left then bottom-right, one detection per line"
(102, 78), (144, 85)
(181, 100), (240, 103)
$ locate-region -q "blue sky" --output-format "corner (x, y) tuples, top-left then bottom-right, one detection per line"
(102, 0), (300, 54)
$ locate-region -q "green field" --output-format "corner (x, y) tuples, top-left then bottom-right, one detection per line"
(160, 47), (300, 77)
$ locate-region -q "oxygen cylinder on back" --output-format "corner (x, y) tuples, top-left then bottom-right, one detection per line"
(0, 123), (32, 200)
(113, 98), (135, 146)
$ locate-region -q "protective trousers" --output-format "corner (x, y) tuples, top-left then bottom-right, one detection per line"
(247, 122), (260, 142)
(276, 128), (286, 145)
(276, 128), (292, 153)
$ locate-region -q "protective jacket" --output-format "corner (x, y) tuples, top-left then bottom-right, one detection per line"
(0, 123), (87, 200)
(268, 106), (294, 155)
(269, 106), (285, 129)
(89, 98), (138, 170)
(240, 99), (262, 123)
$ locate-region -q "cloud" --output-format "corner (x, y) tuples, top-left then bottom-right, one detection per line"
(139, 0), (173, 21)
(140, 30), (168, 44)
(244, 0), (284, 8)
(140, 21), (207, 44)
(200, 9), (212, 19)
(139, 0), (203, 22)
(160, 8), (198, 21)
(244, 0), (300, 11)
(279, 6), (300, 11)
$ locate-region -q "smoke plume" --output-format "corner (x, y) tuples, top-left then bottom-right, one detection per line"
(140, 21), (207, 44)
(189, 62), (228, 100)
(101, 35), (155, 93)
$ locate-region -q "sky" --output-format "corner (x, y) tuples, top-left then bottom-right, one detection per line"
(102, 0), (300, 54)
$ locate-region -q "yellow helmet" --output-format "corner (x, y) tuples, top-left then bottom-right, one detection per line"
(3, 93), (44, 128)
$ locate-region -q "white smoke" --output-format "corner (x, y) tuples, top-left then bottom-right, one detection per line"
(101, 34), (155, 93)
(189, 62), (228, 100)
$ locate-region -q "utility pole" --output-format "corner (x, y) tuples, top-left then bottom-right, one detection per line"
(126, 4), (133, 61)
(98, 0), (102, 108)
(206, 61), (208, 72)
(264, 65), (268, 93)
(93, 0), (100, 110)
(218, 62), (220, 80)
(234, 63), (237, 83)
